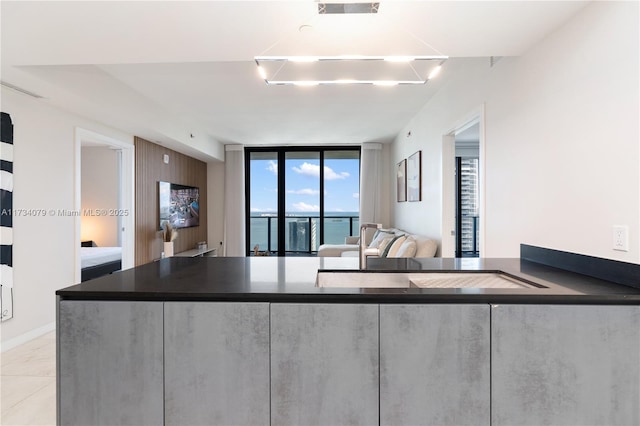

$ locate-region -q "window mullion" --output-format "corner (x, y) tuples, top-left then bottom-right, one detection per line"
(319, 151), (325, 247)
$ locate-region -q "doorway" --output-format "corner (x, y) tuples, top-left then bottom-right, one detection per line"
(455, 128), (480, 257)
(442, 107), (485, 258)
(74, 128), (134, 283)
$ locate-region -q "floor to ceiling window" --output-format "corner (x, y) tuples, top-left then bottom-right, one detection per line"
(455, 157), (480, 257)
(246, 147), (360, 256)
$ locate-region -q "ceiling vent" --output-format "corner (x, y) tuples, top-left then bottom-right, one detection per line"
(318, 2), (380, 14)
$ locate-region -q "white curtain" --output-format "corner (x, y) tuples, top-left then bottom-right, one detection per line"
(359, 142), (383, 227)
(223, 145), (246, 256)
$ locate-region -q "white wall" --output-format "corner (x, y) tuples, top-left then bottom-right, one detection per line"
(81, 147), (119, 247)
(207, 161), (225, 255)
(0, 87), (133, 348)
(392, 1), (639, 262)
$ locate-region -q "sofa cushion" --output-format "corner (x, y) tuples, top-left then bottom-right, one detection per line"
(410, 235), (438, 258)
(376, 235), (396, 255)
(368, 229), (396, 249)
(344, 236), (360, 245)
(340, 250), (359, 257)
(317, 244), (358, 257)
(382, 235), (407, 257)
(391, 239), (417, 258)
(341, 248), (378, 257)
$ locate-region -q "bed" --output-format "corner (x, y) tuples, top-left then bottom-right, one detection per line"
(81, 241), (122, 282)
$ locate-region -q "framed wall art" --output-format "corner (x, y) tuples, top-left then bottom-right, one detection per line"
(407, 151), (422, 202)
(397, 159), (407, 202)
(1, 112), (13, 321)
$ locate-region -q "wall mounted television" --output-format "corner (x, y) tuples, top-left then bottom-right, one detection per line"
(159, 181), (200, 229)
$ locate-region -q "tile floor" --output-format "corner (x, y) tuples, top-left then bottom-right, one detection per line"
(1, 331), (56, 426)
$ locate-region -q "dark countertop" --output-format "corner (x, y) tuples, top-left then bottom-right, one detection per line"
(57, 256), (640, 304)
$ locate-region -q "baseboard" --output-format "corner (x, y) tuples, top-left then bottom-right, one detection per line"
(1, 321), (56, 352)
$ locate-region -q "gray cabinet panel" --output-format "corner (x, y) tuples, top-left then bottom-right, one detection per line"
(164, 302), (270, 426)
(492, 305), (640, 426)
(58, 301), (163, 426)
(271, 303), (379, 426)
(380, 304), (490, 426)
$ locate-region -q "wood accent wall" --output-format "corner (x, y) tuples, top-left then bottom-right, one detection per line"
(134, 137), (207, 265)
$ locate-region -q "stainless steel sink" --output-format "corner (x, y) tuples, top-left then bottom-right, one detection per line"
(315, 271), (538, 289)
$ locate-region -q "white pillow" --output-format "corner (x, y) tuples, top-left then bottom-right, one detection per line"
(368, 230), (395, 249)
(385, 235), (407, 258)
(410, 235), (437, 258)
(392, 239), (417, 258)
(376, 235), (396, 254)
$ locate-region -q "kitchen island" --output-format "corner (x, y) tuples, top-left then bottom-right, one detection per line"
(56, 245), (640, 426)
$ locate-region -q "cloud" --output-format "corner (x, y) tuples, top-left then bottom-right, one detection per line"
(352, 192), (359, 199)
(292, 202), (319, 212)
(292, 162), (350, 180)
(292, 163), (320, 177)
(326, 167), (350, 180)
(266, 160), (278, 175)
(250, 207), (275, 213)
(287, 188), (320, 195)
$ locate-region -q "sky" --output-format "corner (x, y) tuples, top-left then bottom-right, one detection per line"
(249, 157), (360, 215)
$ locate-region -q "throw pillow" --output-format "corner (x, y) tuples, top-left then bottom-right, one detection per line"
(368, 230), (395, 249)
(383, 235), (407, 258)
(392, 239), (417, 258)
(376, 235), (396, 255)
(380, 234), (407, 257)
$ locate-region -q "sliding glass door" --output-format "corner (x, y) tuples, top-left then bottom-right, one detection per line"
(247, 151), (279, 254)
(246, 147), (360, 256)
(285, 151), (320, 252)
(323, 151), (360, 244)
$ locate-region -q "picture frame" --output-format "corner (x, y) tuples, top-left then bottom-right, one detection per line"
(407, 151), (422, 202)
(397, 159), (407, 202)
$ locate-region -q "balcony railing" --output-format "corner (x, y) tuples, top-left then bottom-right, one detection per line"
(460, 215), (479, 257)
(249, 215), (359, 255)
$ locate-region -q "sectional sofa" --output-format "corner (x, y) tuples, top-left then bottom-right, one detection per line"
(317, 228), (438, 258)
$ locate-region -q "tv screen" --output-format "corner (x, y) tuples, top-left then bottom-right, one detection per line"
(159, 181), (200, 229)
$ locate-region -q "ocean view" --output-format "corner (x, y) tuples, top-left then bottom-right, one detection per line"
(250, 212), (359, 252)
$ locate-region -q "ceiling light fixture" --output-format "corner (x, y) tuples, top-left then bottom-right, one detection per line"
(254, 56), (447, 86)
(287, 56), (320, 63)
(428, 65), (442, 79)
(254, 3), (448, 87)
(318, 2), (380, 15)
(293, 81), (321, 87)
(256, 55), (445, 62)
(383, 56), (416, 63)
(373, 81), (400, 87)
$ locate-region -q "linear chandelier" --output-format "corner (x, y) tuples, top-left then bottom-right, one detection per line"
(254, 55), (448, 86)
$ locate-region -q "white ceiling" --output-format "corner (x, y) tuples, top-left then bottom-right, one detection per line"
(1, 1), (588, 161)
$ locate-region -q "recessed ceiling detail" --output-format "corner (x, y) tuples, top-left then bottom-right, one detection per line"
(318, 3), (379, 14)
(0, 81), (44, 99)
